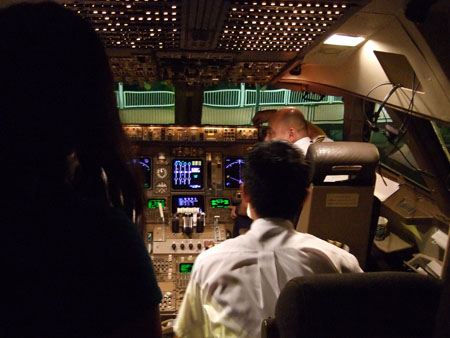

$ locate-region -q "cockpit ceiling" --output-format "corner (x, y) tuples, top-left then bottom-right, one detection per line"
(62, 0), (367, 86)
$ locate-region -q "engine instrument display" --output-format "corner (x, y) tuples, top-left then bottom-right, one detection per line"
(172, 159), (203, 190)
(224, 157), (244, 189)
(172, 195), (205, 213)
(132, 157), (152, 189)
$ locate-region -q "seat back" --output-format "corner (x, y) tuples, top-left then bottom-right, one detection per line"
(275, 272), (442, 338)
(297, 142), (379, 267)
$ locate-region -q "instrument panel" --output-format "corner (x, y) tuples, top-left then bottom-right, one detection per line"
(125, 125), (258, 319)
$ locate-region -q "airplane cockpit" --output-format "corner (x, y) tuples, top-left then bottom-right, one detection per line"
(3, 0), (449, 336)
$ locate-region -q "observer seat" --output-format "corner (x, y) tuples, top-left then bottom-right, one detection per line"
(297, 141), (379, 268)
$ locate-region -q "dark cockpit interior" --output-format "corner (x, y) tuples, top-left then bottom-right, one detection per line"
(2, 0), (449, 336)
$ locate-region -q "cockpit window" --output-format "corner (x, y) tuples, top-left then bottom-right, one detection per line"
(433, 121), (450, 157)
(370, 108), (428, 188)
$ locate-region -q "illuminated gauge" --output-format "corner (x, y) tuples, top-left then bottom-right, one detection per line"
(155, 181), (168, 194)
(156, 167), (168, 179)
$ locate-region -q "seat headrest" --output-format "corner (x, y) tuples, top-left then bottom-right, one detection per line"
(306, 142), (379, 185)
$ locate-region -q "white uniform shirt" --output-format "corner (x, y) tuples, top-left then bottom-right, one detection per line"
(294, 136), (313, 155)
(174, 218), (362, 338)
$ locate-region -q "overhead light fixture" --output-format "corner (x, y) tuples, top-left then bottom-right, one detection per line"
(324, 34), (365, 46)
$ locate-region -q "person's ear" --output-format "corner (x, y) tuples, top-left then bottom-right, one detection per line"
(242, 183), (251, 204)
(288, 127), (296, 142)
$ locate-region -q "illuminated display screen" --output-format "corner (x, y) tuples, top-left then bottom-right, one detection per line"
(147, 199), (166, 209)
(171, 195), (204, 213)
(210, 198), (230, 208)
(179, 263), (193, 274)
(224, 157), (244, 189)
(172, 159), (203, 190)
(132, 157), (151, 189)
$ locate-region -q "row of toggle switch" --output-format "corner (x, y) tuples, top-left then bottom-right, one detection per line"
(170, 240), (215, 251)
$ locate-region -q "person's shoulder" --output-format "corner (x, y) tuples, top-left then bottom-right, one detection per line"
(194, 235), (252, 270)
(312, 135), (333, 143)
(289, 231), (362, 271)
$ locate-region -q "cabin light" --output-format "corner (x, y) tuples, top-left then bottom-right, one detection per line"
(324, 34), (365, 46)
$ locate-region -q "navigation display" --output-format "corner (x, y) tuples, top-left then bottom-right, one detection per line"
(132, 157), (152, 189)
(172, 159), (203, 190)
(224, 157), (244, 189)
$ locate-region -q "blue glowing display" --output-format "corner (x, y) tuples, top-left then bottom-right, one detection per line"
(132, 157), (151, 189)
(171, 195), (204, 213)
(224, 157), (244, 189)
(172, 159), (203, 190)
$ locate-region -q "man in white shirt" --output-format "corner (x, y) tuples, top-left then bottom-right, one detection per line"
(174, 141), (362, 338)
(264, 106), (333, 155)
(230, 107), (332, 229)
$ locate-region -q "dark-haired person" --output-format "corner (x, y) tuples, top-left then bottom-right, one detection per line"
(1, 2), (161, 337)
(174, 141), (361, 338)
(230, 107), (332, 234)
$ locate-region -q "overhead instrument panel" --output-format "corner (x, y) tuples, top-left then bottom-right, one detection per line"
(124, 124), (258, 320)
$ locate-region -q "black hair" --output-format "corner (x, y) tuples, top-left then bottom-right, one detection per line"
(0, 2), (144, 230)
(242, 140), (310, 220)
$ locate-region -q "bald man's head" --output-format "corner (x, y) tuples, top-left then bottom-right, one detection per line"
(266, 107), (308, 143)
